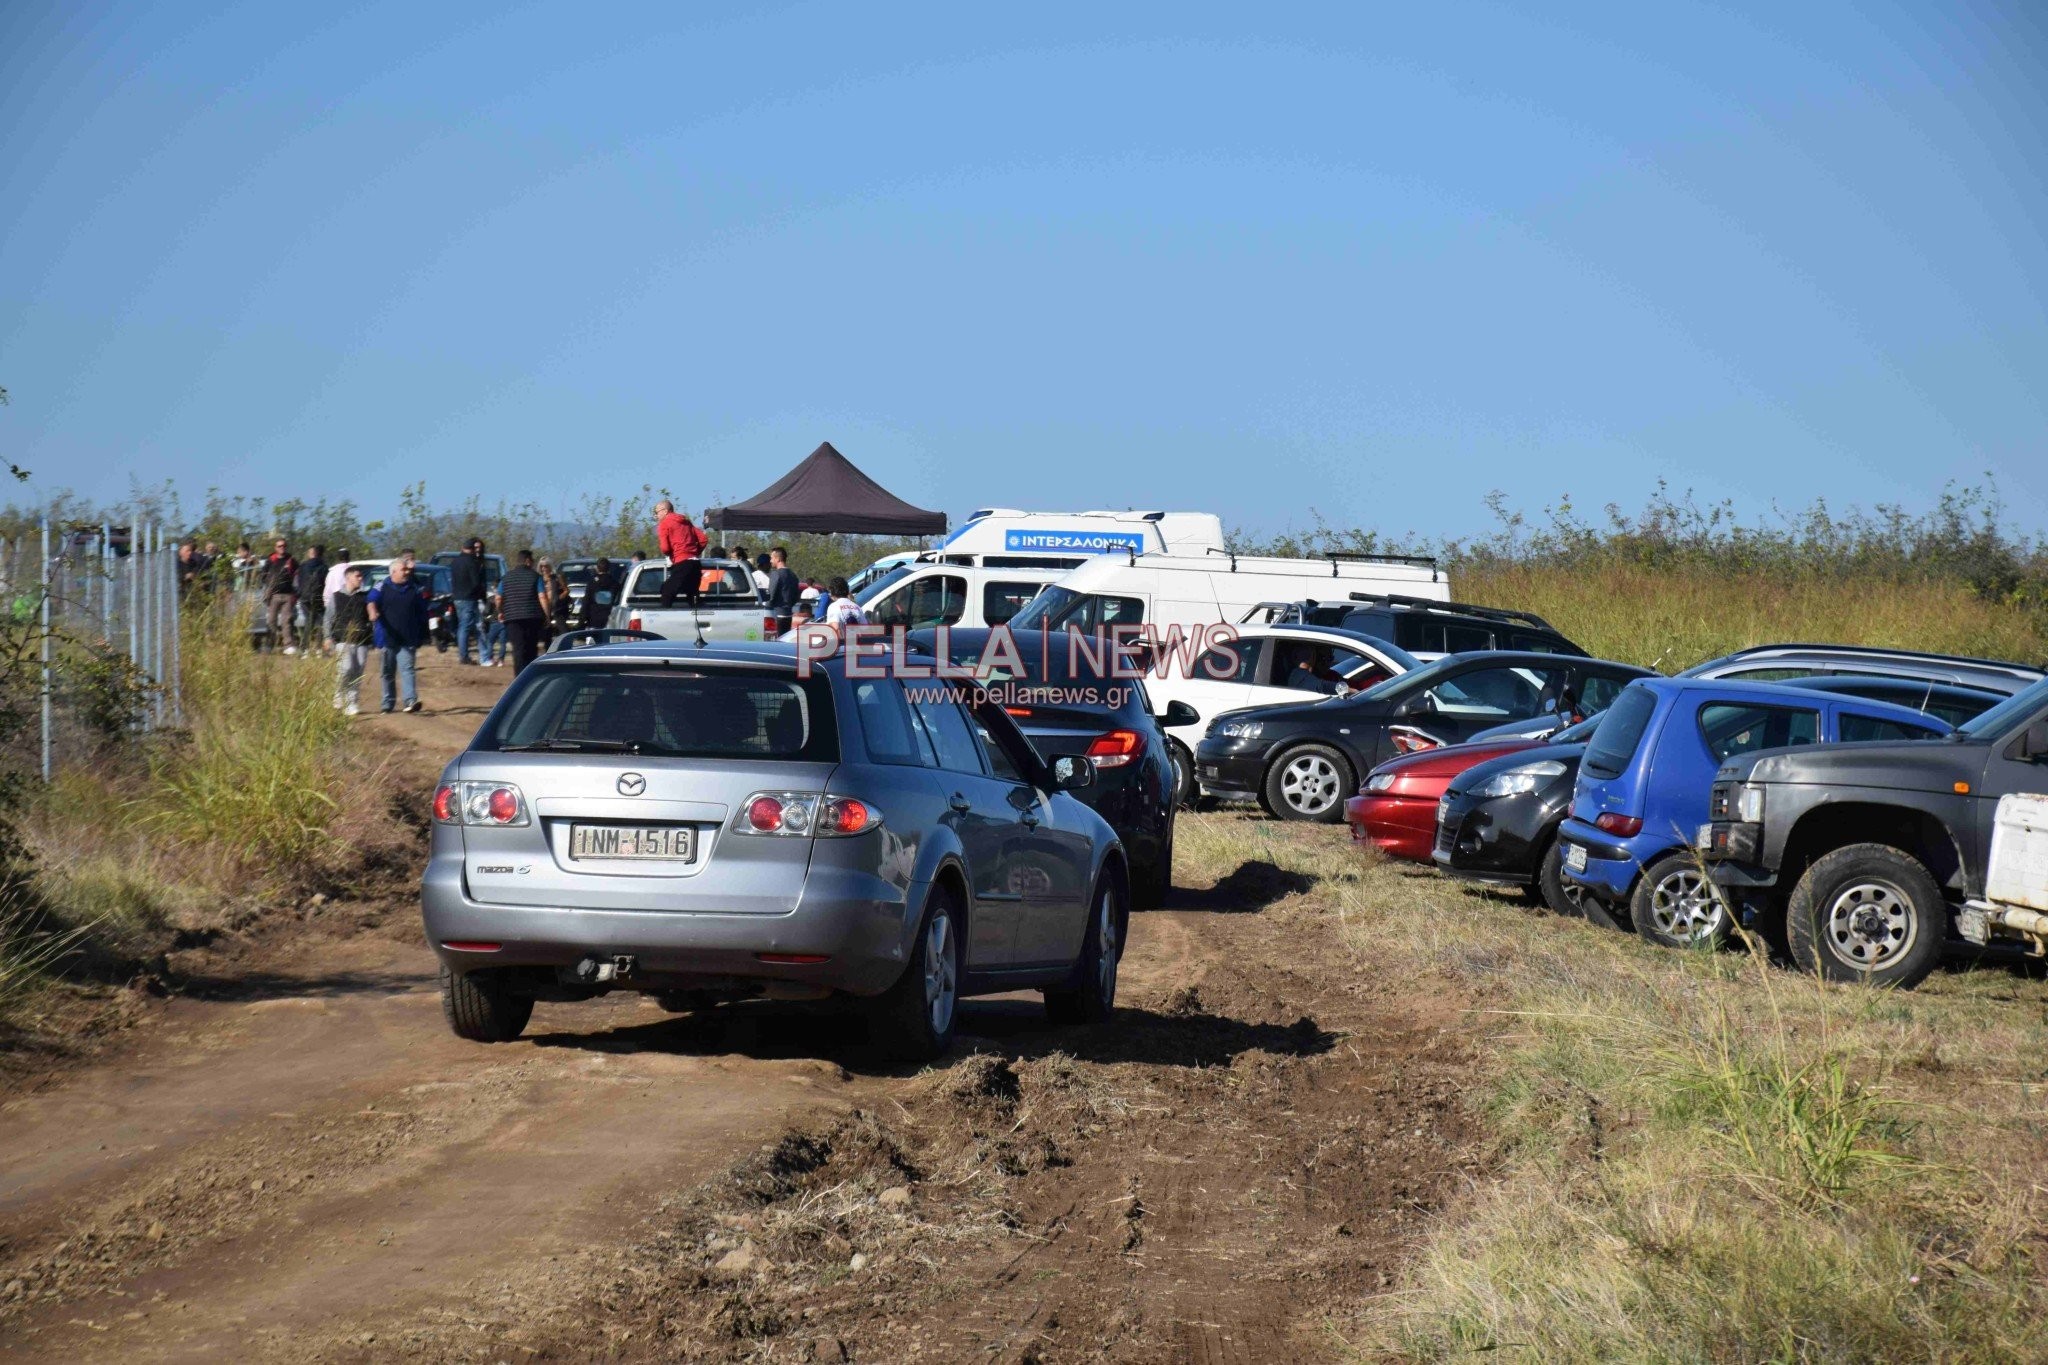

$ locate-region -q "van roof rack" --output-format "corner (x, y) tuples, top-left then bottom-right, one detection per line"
(1342, 593), (1560, 632)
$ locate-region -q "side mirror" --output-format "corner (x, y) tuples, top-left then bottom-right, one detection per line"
(1158, 699), (1200, 728)
(1049, 754), (1095, 792)
(2024, 720), (2048, 762)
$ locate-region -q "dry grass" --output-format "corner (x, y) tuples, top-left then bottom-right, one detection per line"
(7, 602), (401, 1005)
(1461, 563), (2048, 670)
(1176, 815), (2048, 1361)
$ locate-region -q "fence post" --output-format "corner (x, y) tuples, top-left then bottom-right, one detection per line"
(40, 517), (52, 783)
(168, 531), (182, 726)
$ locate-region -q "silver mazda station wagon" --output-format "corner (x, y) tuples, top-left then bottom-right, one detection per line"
(422, 640), (1129, 1059)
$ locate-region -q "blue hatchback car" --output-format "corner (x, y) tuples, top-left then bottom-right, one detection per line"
(1557, 678), (1951, 946)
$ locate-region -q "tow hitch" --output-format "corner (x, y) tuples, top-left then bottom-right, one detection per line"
(571, 954), (640, 984)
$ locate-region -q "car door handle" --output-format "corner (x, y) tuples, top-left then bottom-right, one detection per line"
(949, 792), (973, 813)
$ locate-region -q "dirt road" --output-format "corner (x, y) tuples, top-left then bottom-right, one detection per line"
(0, 657), (1480, 1361)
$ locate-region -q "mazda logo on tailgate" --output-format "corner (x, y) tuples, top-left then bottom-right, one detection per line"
(617, 773), (646, 796)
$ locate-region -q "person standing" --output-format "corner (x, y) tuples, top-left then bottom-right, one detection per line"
(296, 544), (329, 654)
(176, 541), (205, 598)
(367, 557), (430, 713)
(751, 552), (772, 594)
(449, 538), (488, 665)
(654, 500), (707, 610)
(539, 556), (571, 647)
(323, 548), (352, 626)
(823, 577), (866, 629)
(329, 565), (373, 715)
(495, 549), (549, 674)
(586, 556), (619, 630)
(261, 537), (300, 653)
(766, 546), (800, 635)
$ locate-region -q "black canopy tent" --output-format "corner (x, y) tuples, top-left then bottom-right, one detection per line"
(705, 442), (948, 537)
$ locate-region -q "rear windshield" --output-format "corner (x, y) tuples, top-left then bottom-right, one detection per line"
(474, 664), (838, 761)
(1583, 685), (1657, 777)
(625, 563), (758, 604)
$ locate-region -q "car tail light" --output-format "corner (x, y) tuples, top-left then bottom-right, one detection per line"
(627, 613), (642, 631)
(435, 781), (529, 826)
(1004, 706), (1033, 718)
(441, 941), (502, 952)
(1594, 812), (1643, 837)
(763, 614), (779, 637)
(1389, 726), (1440, 755)
(735, 792), (883, 837)
(1085, 729), (1145, 768)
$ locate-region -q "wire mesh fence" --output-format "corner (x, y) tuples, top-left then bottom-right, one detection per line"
(0, 518), (183, 780)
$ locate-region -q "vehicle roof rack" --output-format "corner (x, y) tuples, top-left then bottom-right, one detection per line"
(1340, 593), (1560, 632)
(1707, 642), (2044, 674)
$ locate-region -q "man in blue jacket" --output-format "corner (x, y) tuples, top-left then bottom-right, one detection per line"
(367, 558), (431, 714)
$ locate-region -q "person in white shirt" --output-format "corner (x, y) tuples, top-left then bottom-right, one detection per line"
(322, 549), (353, 644)
(823, 576), (866, 629)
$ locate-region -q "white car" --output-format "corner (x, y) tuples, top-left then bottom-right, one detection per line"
(1144, 624), (1422, 804)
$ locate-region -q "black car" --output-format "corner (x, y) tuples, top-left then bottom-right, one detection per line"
(1196, 651), (1653, 822)
(911, 628), (1185, 909)
(1249, 594), (1587, 658)
(559, 558), (626, 629)
(1436, 713), (1604, 919)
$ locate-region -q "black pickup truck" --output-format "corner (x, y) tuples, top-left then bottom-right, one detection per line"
(1701, 676), (2048, 989)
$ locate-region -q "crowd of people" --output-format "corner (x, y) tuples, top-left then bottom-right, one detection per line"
(168, 504), (869, 717)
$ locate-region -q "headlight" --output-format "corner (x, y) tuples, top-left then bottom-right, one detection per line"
(1364, 771), (1396, 793)
(1735, 783), (1765, 824)
(1469, 760), (1568, 799)
(1217, 719), (1264, 740)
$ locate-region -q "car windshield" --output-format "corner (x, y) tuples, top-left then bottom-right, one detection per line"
(1352, 652), (1468, 703)
(854, 564), (918, 607)
(360, 563), (450, 596)
(1952, 676), (2048, 739)
(476, 664), (838, 760)
(559, 562), (597, 585)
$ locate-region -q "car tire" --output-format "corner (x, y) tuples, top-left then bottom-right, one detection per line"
(1535, 838), (1584, 918)
(1787, 843), (1946, 989)
(1133, 819), (1173, 910)
(869, 882), (963, 1063)
(1046, 872), (1124, 1026)
(1167, 739), (1197, 809)
(1629, 851), (1732, 949)
(1262, 744), (1353, 824)
(440, 964), (533, 1043)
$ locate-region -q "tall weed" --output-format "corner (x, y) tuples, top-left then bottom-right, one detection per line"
(144, 602), (350, 871)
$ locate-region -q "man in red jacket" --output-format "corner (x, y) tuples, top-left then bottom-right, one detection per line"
(655, 499), (708, 610)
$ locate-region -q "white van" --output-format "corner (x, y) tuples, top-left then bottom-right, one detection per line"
(853, 559), (1069, 631)
(1008, 551), (1450, 637)
(850, 509), (1226, 586)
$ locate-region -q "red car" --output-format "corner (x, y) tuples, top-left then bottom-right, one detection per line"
(1344, 735), (1547, 861)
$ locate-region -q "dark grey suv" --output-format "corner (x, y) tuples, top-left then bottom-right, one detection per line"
(422, 641), (1128, 1059)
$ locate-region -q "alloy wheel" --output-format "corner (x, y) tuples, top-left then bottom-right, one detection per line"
(1279, 753), (1341, 816)
(1648, 868), (1725, 942)
(1095, 884), (1121, 1003)
(924, 907), (958, 1035)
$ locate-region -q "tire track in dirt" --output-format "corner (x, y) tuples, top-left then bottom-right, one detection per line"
(0, 658), (1487, 1361)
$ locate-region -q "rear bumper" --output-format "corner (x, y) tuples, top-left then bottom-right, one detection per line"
(1557, 821), (1638, 903)
(419, 856), (918, 996)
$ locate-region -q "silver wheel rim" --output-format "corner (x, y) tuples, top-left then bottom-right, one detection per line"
(924, 908), (957, 1035)
(1170, 745), (1189, 799)
(1822, 878), (1917, 972)
(1095, 885), (1120, 1004)
(1648, 868), (1725, 942)
(1280, 753), (1341, 815)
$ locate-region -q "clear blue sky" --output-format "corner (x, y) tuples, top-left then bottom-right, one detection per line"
(2, 1), (2043, 541)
